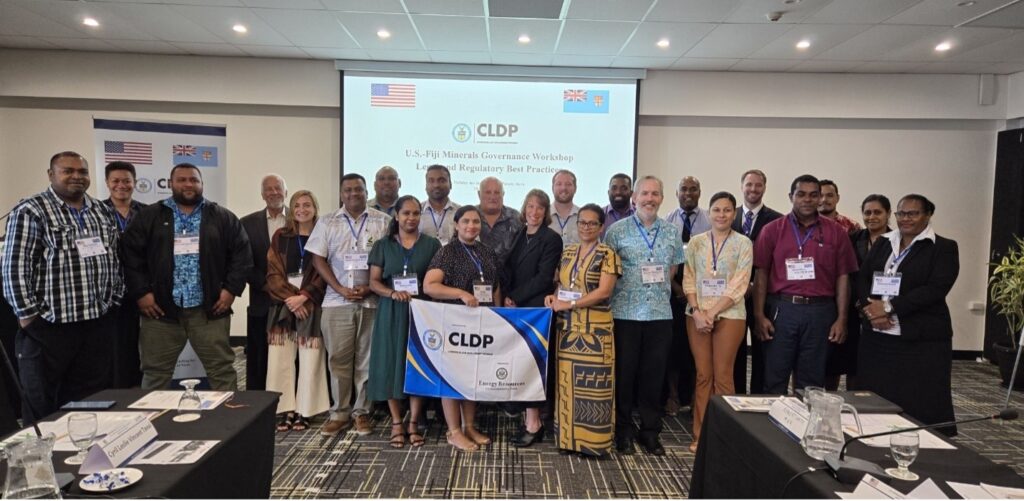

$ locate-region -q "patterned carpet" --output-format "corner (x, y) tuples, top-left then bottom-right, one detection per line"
(232, 350), (1024, 499)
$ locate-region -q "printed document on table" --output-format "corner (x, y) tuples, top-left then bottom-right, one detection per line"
(723, 396), (778, 413)
(1, 412), (154, 452)
(840, 413), (955, 449)
(128, 391), (233, 410)
(836, 474), (907, 499)
(130, 440), (220, 465)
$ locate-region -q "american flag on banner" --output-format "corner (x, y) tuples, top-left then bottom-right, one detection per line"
(173, 145), (196, 156)
(104, 141), (153, 164)
(564, 89), (587, 102)
(370, 83), (416, 108)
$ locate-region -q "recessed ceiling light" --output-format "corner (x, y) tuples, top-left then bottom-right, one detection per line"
(82, 17), (99, 27)
(957, 1), (977, 6)
(232, 24), (247, 34)
(784, 0), (801, 4)
(656, 38), (670, 48)
(796, 39), (811, 49)
(518, 34), (531, 44)
(935, 41), (952, 51)
(377, 29), (391, 39)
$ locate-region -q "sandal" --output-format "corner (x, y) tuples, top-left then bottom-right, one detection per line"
(465, 426), (491, 446)
(390, 423), (406, 449)
(446, 429), (478, 452)
(407, 421), (425, 448)
(292, 416), (310, 432)
(276, 413), (294, 433)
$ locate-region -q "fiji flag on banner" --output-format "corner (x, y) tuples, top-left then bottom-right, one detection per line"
(172, 145), (219, 167)
(404, 299), (551, 401)
(563, 89), (610, 114)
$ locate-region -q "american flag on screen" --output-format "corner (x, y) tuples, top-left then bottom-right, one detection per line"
(370, 83), (416, 108)
(104, 141), (153, 164)
(563, 89), (587, 102)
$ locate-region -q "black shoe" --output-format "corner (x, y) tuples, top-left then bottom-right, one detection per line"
(616, 437), (636, 455)
(511, 425), (544, 447)
(558, 448), (574, 456)
(639, 437), (665, 456)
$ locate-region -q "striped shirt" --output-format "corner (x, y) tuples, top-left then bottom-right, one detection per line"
(2, 187), (124, 323)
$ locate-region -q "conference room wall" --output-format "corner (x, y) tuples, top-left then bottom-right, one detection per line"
(1009, 72), (1024, 120)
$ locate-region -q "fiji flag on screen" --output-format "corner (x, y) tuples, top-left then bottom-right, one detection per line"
(172, 145), (219, 167)
(563, 89), (610, 114)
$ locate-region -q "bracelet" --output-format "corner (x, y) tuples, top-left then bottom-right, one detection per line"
(389, 290), (397, 299)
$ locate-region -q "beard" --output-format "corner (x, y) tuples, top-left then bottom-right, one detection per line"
(172, 190), (203, 206)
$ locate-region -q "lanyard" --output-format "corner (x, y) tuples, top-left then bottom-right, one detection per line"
(429, 206), (449, 233)
(67, 206), (88, 232)
(343, 212), (368, 249)
(632, 216), (660, 260)
(172, 203), (201, 235)
(398, 234), (419, 274)
(788, 215), (818, 259)
(710, 231), (731, 274)
(460, 242), (485, 280)
(887, 241), (915, 274)
(571, 242), (599, 286)
(114, 210), (130, 232)
(296, 235), (307, 270)
(554, 212), (573, 232)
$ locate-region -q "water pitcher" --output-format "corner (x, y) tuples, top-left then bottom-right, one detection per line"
(801, 392), (863, 460)
(2, 433), (61, 499)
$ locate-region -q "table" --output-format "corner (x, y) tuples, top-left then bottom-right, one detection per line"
(3, 389), (278, 499)
(689, 396), (1024, 498)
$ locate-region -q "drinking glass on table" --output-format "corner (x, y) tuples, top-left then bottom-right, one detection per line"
(886, 430), (920, 481)
(65, 412), (98, 465)
(175, 379), (202, 422)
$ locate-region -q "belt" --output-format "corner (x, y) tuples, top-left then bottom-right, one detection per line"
(771, 294), (833, 305)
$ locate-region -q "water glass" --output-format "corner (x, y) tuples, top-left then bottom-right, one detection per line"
(65, 413), (98, 465)
(176, 379), (202, 422)
(886, 430), (920, 481)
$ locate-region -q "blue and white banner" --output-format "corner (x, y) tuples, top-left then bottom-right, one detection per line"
(405, 299), (552, 401)
(93, 118), (227, 205)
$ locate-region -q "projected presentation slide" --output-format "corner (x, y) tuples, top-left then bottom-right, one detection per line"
(343, 74), (638, 209)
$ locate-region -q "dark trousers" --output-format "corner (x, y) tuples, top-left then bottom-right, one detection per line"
(111, 304), (143, 388)
(246, 314), (269, 391)
(761, 298), (836, 394)
(665, 298), (695, 406)
(614, 319), (673, 441)
(16, 312), (115, 424)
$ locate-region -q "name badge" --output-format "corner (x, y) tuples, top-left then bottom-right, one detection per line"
(641, 264), (665, 284)
(342, 252), (369, 270)
(74, 237), (106, 257)
(473, 279), (493, 303)
(700, 277), (727, 297)
(393, 275), (419, 294)
(287, 273), (303, 289)
(557, 287), (583, 302)
(173, 235), (200, 255)
(871, 272), (902, 296)
(785, 257), (815, 281)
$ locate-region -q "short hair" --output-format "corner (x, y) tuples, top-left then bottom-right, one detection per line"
(387, 195), (422, 237)
(552, 169), (576, 185)
(376, 165), (398, 179)
(284, 190), (320, 235)
(519, 189), (553, 227)
(819, 179), (838, 194)
(170, 162), (202, 180)
(105, 161), (136, 180)
(632, 175), (663, 194)
(578, 203), (605, 225)
(609, 173), (632, 187)
(50, 151), (87, 170)
(453, 204), (482, 224)
(899, 194), (936, 215)
(261, 173), (287, 193)
(341, 173), (366, 186)
(709, 191), (736, 208)
(425, 164), (450, 179)
(789, 174), (820, 195)
(861, 194), (891, 213)
(741, 169), (767, 184)
(478, 176), (503, 193)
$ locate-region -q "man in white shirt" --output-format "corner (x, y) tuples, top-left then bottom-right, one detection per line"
(367, 165), (401, 216)
(549, 169), (580, 245)
(418, 164), (460, 245)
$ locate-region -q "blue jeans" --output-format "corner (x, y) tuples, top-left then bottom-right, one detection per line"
(761, 298), (837, 394)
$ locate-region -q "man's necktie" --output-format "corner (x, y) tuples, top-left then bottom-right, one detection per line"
(682, 211), (694, 243)
(743, 210), (754, 236)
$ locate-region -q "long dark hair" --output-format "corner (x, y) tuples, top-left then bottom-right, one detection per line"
(386, 195), (422, 237)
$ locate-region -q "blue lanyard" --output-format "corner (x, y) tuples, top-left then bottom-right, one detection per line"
(67, 206), (88, 232)
(172, 203), (201, 234)
(554, 212), (572, 232)
(460, 242), (485, 280)
(429, 206), (449, 233)
(571, 242), (598, 286)
(710, 231), (731, 274)
(788, 215), (818, 258)
(632, 216), (660, 260)
(888, 241), (915, 274)
(114, 211), (130, 232)
(296, 235), (307, 270)
(398, 234), (419, 274)
(344, 212), (368, 248)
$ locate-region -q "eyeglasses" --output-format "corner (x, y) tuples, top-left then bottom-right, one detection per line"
(577, 221), (602, 229)
(894, 210), (923, 219)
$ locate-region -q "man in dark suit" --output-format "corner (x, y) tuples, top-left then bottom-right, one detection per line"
(731, 169), (783, 394)
(240, 174), (288, 391)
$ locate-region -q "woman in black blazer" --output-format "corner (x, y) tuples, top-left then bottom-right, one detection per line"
(857, 194), (959, 436)
(502, 189), (564, 447)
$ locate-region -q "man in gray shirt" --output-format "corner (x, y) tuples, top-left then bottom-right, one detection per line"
(477, 176), (522, 266)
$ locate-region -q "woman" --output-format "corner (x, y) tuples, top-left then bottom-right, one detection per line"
(265, 190), (330, 432)
(503, 190), (563, 447)
(858, 194), (959, 436)
(682, 192), (753, 453)
(827, 195), (891, 391)
(424, 205), (503, 451)
(368, 195), (442, 448)
(543, 203), (620, 457)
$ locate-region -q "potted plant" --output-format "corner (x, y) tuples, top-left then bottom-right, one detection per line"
(988, 235), (1024, 389)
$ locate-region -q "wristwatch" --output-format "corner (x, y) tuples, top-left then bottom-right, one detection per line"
(570, 300), (577, 310)
(882, 299), (893, 314)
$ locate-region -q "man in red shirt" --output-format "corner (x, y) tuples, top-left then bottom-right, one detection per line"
(752, 175), (858, 393)
(818, 179), (862, 234)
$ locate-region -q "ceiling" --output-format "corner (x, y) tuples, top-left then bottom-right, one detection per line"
(2, 0), (1024, 74)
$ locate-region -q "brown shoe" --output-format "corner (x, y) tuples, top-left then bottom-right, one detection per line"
(354, 414), (373, 436)
(320, 418), (351, 437)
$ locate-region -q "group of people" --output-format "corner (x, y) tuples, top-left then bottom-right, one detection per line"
(1, 151), (960, 459)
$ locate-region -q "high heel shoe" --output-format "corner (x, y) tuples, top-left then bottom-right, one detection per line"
(511, 425), (544, 448)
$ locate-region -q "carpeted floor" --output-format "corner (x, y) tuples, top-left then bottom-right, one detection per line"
(231, 350), (1024, 499)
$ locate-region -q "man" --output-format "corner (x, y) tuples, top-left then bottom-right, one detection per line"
(604, 175), (684, 456)
(367, 165), (401, 216)
(477, 176), (522, 266)
(603, 173), (634, 236)
(2, 152), (124, 423)
(103, 161), (147, 388)
(752, 175), (857, 394)
(307, 173), (390, 436)
(663, 176), (710, 416)
(731, 169), (783, 394)
(549, 169), (580, 245)
(239, 174), (288, 391)
(419, 164), (460, 245)
(818, 179), (862, 234)
(122, 163), (252, 391)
